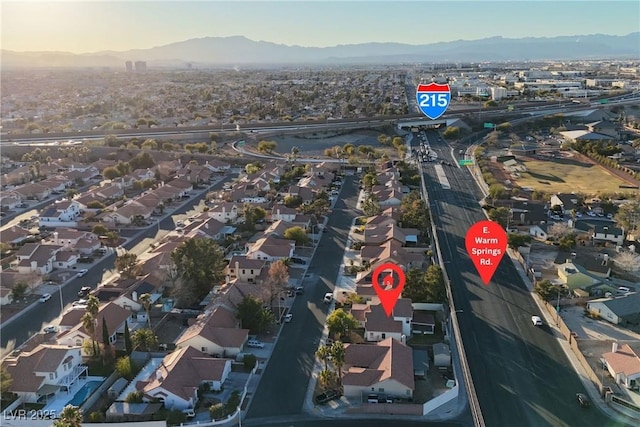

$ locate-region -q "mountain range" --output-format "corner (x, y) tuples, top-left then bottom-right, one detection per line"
(2, 33), (639, 68)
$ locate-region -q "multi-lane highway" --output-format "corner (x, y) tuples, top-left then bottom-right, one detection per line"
(420, 130), (617, 427)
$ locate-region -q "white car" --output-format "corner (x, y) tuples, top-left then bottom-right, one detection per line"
(323, 293), (333, 304)
(43, 325), (59, 334)
(77, 269), (88, 277)
(531, 316), (543, 326)
(284, 314), (293, 323)
(247, 339), (265, 348)
(73, 299), (88, 307)
(39, 293), (52, 303)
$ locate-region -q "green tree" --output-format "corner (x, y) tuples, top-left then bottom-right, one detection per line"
(103, 166), (120, 180)
(209, 403), (226, 419)
(330, 341), (346, 385)
(362, 194), (381, 216)
(318, 369), (339, 391)
(171, 238), (226, 306)
(362, 172), (379, 190)
(535, 279), (555, 300)
(443, 126), (460, 140)
(488, 207), (510, 228)
(615, 200), (640, 231)
(116, 252), (140, 279)
(558, 233), (577, 250)
(315, 344), (332, 371)
(400, 191), (429, 230)
(102, 316), (110, 348)
(488, 183), (506, 200)
(10, 282), (28, 301)
(236, 295), (274, 334)
(507, 233), (532, 249)
(243, 353), (257, 371)
(139, 293), (152, 328)
(131, 328), (158, 352)
(124, 320), (133, 355)
(403, 265), (446, 303)
(1, 365), (13, 394)
(92, 224), (109, 236)
(245, 163), (262, 175)
(257, 140), (277, 153)
(54, 405), (83, 427)
(326, 309), (359, 340)
(284, 226), (310, 245)
(124, 391), (144, 403)
(284, 195), (303, 208)
(141, 138), (158, 150)
(225, 390), (241, 415)
(115, 356), (136, 380)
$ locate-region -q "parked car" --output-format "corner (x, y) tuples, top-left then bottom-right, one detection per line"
(284, 314), (293, 323)
(323, 293), (333, 304)
(78, 256), (94, 263)
(290, 257), (306, 265)
(531, 316), (543, 326)
(73, 299), (88, 307)
(247, 339), (265, 349)
(315, 389), (341, 405)
(43, 325), (59, 334)
(39, 293), (52, 303)
(295, 286), (304, 295)
(77, 269), (88, 277)
(576, 393), (591, 408)
(78, 286), (91, 297)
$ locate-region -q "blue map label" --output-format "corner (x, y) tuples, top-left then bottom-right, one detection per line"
(416, 83), (451, 120)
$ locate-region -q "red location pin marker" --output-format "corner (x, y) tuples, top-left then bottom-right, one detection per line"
(372, 263), (406, 317)
(465, 220), (507, 285)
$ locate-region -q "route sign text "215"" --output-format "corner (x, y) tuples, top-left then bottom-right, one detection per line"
(416, 83), (451, 120)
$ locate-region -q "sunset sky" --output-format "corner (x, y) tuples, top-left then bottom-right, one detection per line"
(2, 1), (638, 53)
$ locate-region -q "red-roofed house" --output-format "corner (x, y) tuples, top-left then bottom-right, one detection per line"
(1, 344), (86, 404)
(174, 306), (249, 357)
(342, 338), (414, 400)
(136, 346), (231, 411)
(603, 343), (640, 390)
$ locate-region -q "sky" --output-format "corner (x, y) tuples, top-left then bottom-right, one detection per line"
(1, 0), (638, 53)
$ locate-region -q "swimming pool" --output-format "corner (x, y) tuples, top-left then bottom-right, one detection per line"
(67, 380), (102, 407)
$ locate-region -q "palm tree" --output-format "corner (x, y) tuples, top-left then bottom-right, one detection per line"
(131, 328), (158, 353)
(330, 342), (346, 388)
(318, 369), (338, 391)
(54, 405), (82, 427)
(139, 293), (152, 328)
(81, 312), (98, 357)
(315, 344), (331, 371)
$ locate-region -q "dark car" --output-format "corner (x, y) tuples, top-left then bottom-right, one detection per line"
(290, 257), (306, 265)
(576, 393), (591, 408)
(295, 286), (304, 295)
(315, 389), (341, 405)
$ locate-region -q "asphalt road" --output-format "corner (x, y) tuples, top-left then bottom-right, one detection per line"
(245, 175), (361, 420)
(0, 176), (231, 358)
(420, 130), (617, 427)
(243, 415), (466, 427)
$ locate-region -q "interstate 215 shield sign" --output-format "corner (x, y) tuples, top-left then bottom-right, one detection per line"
(416, 83), (451, 120)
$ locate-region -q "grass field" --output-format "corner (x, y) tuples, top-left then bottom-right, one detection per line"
(514, 156), (635, 194)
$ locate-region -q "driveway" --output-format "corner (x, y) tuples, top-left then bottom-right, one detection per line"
(560, 305), (640, 341)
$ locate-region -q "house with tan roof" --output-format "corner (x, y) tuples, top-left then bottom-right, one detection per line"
(187, 217), (226, 240)
(284, 185), (315, 202)
(39, 200), (81, 226)
(0, 191), (23, 209)
(103, 201), (155, 225)
(51, 229), (96, 247)
(603, 343), (640, 390)
(1, 226), (32, 247)
(359, 240), (425, 272)
(246, 235), (295, 262)
(271, 204), (297, 222)
(14, 243), (63, 275)
(208, 202), (240, 223)
(57, 302), (133, 350)
(135, 346), (231, 411)
(204, 159), (231, 172)
(364, 299), (413, 342)
(342, 338), (414, 400)
(12, 183), (51, 201)
(174, 305), (249, 357)
(1, 344), (86, 404)
(227, 256), (267, 282)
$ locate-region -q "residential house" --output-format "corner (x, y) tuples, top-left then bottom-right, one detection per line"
(12, 183), (51, 201)
(1, 344), (86, 404)
(586, 293), (640, 326)
(342, 338), (415, 399)
(270, 204), (297, 223)
(53, 250), (79, 269)
(586, 120), (619, 139)
(284, 185), (315, 203)
(1, 226), (33, 247)
(360, 240), (424, 272)
(135, 346), (232, 411)
(39, 200), (81, 226)
(204, 159), (231, 173)
(364, 299), (413, 342)
(14, 243), (62, 275)
(246, 235), (295, 262)
(557, 260), (601, 290)
(602, 343), (640, 390)
(188, 217), (226, 241)
(550, 193), (580, 216)
(131, 168), (156, 182)
(593, 225), (624, 246)
(174, 305), (249, 357)
(226, 256), (267, 282)
(529, 223), (549, 240)
(57, 302), (133, 350)
(208, 203), (239, 223)
(103, 201), (155, 225)
(51, 229), (95, 248)
(0, 191), (22, 209)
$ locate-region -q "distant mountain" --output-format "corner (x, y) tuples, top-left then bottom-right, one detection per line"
(2, 33), (639, 68)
